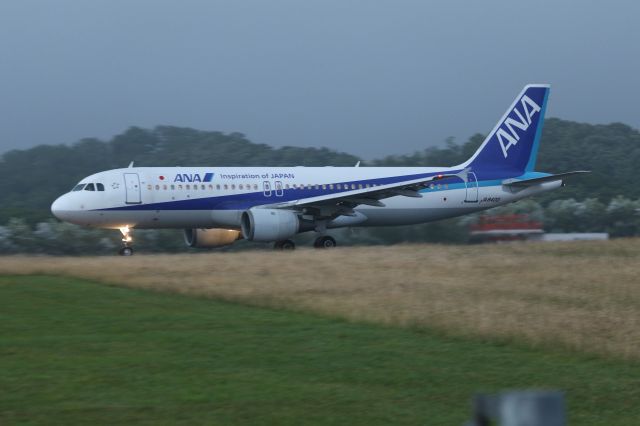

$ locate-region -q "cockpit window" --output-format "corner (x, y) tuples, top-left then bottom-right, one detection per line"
(72, 184), (85, 191)
(96, 183), (105, 191)
(84, 183), (95, 191)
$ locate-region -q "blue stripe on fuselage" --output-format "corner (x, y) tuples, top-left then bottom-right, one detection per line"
(98, 171), (440, 211)
(95, 169), (532, 212)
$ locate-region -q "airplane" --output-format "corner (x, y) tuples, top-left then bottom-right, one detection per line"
(51, 84), (588, 255)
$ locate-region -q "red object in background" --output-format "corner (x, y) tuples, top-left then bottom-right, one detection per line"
(469, 214), (543, 242)
(159, 176), (165, 180)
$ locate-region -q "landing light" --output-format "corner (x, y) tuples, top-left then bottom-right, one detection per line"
(119, 226), (133, 243)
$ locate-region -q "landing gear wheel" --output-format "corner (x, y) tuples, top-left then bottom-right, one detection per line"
(274, 240), (296, 250)
(118, 226), (134, 256)
(314, 235), (337, 249)
(119, 247), (134, 256)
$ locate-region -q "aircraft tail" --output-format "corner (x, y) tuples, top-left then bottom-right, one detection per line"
(459, 84), (550, 175)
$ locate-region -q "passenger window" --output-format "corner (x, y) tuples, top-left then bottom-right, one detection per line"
(201, 184), (205, 190)
(171, 185), (175, 190)
(96, 183), (105, 191)
(224, 184), (228, 190)
(84, 183), (95, 191)
(351, 184), (356, 190)
(216, 184), (221, 190)
(155, 185), (160, 190)
(239, 184), (244, 190)
(208, 184), (213, 190)
(231, 184), (236, 190)
(178, 185), (183, 190)
(72, 184), (85, 191)
(285, 184), (290, 189)
(253, 184), (258, 190)
(336, 184), (341, 190)
(322, 184), (326, 190)
(329, 184), (334, 190)
(163, 185), (167, 190)
(186, 184), (191, 190)
(358, 184), (363, 189)
(193, 185), (198, 190)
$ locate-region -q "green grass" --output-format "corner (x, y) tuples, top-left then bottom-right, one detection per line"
(0, 276), (639, 425)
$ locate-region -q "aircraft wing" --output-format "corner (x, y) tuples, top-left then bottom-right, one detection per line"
(267, 172), (460, 218)
(502, 171), (590, 188)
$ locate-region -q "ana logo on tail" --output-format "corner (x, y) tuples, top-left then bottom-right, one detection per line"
(496, 95), (541, 158)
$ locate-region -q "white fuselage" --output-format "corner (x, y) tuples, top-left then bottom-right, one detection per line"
(51, 166), (560, 230)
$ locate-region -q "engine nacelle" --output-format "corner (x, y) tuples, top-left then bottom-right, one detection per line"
(183, 228), (241, 248)
(241, 208), (299, 242)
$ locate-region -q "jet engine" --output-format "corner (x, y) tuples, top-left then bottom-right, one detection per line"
(241, 208), (300, 242)
(183, 228), (241, 248)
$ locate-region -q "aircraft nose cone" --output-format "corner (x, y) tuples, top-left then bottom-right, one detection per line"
(51, 195), (70, 221)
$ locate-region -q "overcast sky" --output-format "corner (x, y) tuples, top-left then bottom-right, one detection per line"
(0, 0), (638, 159)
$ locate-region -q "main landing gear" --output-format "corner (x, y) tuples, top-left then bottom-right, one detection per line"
(274, 240), (296, 250)
(118, 226), (134, 256)
(273, 236), (338, 251)
(314, 235), (336, 248)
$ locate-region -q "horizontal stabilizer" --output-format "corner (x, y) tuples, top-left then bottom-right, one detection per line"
(502, 171), (590, 188)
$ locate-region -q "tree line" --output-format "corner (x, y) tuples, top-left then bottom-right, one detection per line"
(1, 196), (638, 254)
(0, 118), (638, 252)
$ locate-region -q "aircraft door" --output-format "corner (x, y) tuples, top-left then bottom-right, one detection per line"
(465, 172), (479, 203)
(124, 173), (142, 204)
(263, 181), (272, 197)
(274, 181), (284, 197)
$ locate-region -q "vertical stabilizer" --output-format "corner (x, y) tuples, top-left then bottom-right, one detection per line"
(460, 84), (550, 175)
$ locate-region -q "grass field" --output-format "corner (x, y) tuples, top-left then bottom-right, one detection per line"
(1, 239), (639, 359)
(1, 275), (639, 425)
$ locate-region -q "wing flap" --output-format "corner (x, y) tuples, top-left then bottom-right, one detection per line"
(268, 172), (461, 215)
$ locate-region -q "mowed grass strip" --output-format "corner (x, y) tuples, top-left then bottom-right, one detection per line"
(1, 239), (639, 359)
(1, 276), (639, 425)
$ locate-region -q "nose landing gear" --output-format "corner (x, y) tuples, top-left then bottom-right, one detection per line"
(119, 246), (134, 256)
(118, 226), (134, 256)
